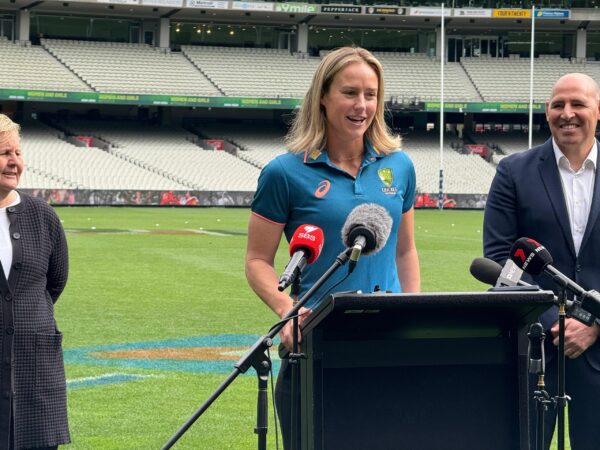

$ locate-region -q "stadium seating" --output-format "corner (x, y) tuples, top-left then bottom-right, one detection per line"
(466, 130), (550, 164)
(461, 54), (593, 102)
(41, 39), (221, 96)
(62, 120), (261, 191)
(181, 45), (318, 98)
(373, 52), (482, 102)
(0, 37), (91, 92)
(195, 122), (287, 168)
(402, 131), (496, 194)
(19, 121), (191, 191)
(3, 37), (590, 106)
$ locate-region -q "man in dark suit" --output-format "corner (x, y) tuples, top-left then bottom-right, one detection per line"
(484, 73), (600, 450)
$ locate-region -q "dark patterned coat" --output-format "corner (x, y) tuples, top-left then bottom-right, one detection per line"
(0, 192), (69, 449)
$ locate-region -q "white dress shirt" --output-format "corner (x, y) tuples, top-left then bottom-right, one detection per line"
(0, 191), (21, 280)
(552, 139), (597, 255)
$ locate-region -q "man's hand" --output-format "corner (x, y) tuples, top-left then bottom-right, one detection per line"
(550, 318), (600, 359)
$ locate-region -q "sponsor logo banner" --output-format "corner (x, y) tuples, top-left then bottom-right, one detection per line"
(186, 0), (228, 8)
(453, 8), (491, 17)
(410, 7), (451, 16)
(535, 9), (569, 19)
(365, 6), (406, 15)
(425, 101), (544, 113)
(141, 0), (183, 6)
(492, 9), (531, 18)
(231, 1), (274, 11)
(0, 89), (302, 109)
(275, 3), (318, 13)
(97, 0), (139, 4)
(321, 5), (362, 14)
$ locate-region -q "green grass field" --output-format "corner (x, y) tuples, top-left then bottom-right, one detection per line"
(53, 207), (565, 449)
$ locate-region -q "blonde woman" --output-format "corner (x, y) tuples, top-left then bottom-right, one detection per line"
(245, 47), (420, 449)
(0, 115), (69, 450)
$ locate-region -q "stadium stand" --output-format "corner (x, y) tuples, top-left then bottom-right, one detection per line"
(181, 45), (319, 98)
(402, 131), (497, 194)
(41, 39), (221, 96)
(195, 122), (287, 168)
(60, 120), (261, 191)
(0, 37), (92, 92)
(466, 130), (550, 164)
(373, 52), (482, 103)
(461, 54), (592, 102)
(19, 121), (191, 191)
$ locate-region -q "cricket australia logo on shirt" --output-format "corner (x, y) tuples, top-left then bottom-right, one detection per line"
(378, 168), (397, 195)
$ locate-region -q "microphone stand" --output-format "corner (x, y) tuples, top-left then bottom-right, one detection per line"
(528, 324), (552, 450)
(162, 248), (351, 449)
(555, 287), (570, 450)
(288, 276), (304, 450)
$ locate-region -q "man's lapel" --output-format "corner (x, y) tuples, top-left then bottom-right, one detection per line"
(538, 141), (576, 258)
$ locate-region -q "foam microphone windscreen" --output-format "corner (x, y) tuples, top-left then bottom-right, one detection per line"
(340, 203), (393, 256)
(289, 224), (324, 264)
(509, 237), (553, 275)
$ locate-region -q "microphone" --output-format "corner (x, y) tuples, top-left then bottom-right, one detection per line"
(470, 257), (596, 326)
(510, 237), (600, 319)
(277, 224), (324, 292)
(470, 257), (530, 288)
(528, 322), (546, 375)
(340, 203), (393, 272)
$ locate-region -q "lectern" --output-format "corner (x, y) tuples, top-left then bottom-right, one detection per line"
(299, 290), (555, 450)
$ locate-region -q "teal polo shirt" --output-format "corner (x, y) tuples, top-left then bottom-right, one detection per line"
(251, 141), (416, 309)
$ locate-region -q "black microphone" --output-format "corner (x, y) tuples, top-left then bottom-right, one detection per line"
(341, 203), (393, 273)
(510, 237), (600, 319)
(470, 257), (531, 288)
(470, 257), (596, 326)
(528, 322), (546, 375)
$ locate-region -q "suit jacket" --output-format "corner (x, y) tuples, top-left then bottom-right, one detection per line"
(0, 193), (70, 449)
(483, 138), (600, 370)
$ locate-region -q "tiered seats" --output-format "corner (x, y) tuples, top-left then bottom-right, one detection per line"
(65, 121), (261, 191)
(182, 46), (319, 98)
(373, 52), (482, 102)
(197, 122), (286, 168)
(461, 55), (591, 102)
(402, 132), (496, 194)
(0, 38), (91, 92)
(467, 130), (550, 164)
(19, 121), (189, 190)
(41, 39), (220, 96)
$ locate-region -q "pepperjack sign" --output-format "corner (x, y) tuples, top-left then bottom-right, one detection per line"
(320, 5), (361, 14)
